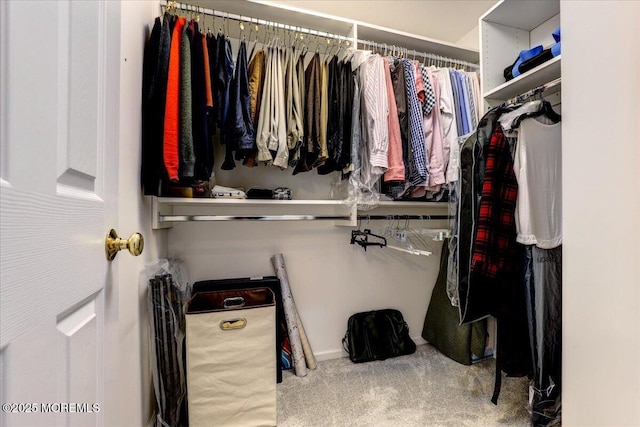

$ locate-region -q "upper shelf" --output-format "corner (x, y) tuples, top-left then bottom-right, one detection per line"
(184, 0), (479, 64)
(481, 0), (559, 30)
(479, 0), (560, 104)
(151, 197), (449, 229)
(185, 0), (355, 38)
(484, 55), (561, 103)
(356, 22), (479, 64)
(155, 197), (349, 207)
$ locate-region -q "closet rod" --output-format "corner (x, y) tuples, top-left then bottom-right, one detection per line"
(161, 0), (353, 43)
(160, 214), (351, 222)
(357, 215), (451, 221)
(503, 77), (561, 106)
(357, 39), (480, 70)
(158, 214), (451, 223)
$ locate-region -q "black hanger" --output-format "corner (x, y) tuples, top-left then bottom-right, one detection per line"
(350, 229), (387, 251)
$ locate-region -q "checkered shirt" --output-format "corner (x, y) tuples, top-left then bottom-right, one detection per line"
(420, 65), (437, 116)
(471, 126), (519, 279)
(403, 60), (428, 186)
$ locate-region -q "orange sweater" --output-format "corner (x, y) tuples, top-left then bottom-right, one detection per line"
(163, 17), (187, 182)
(201, 33), (213, 108)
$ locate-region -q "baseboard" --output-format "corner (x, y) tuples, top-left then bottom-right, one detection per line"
(313, 336), (428, 362)
(412, 336), (428, 346)
(314, 349), (347, 362)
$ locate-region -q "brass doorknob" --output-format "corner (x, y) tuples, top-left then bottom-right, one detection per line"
(105, 228), (144, 261)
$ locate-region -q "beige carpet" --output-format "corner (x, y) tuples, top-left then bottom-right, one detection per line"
(277, 344), (530, 427)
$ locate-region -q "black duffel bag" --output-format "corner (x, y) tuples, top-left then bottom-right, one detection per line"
(342, 309), (416, 363)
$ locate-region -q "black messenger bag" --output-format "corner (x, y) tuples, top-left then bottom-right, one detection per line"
(342, 309), (416, 363)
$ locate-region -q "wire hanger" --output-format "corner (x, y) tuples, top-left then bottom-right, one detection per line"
(382, 218), (433, 257)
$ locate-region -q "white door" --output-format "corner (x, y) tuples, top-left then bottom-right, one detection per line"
(0, 1), (122, 426)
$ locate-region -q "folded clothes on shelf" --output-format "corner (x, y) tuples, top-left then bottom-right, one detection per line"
(247, 187), (293, 200)
(211, 185), (246, 199)
(504, 27), (561, 82)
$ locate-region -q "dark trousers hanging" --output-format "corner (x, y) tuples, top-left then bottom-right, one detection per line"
(524, 245), (562, 426)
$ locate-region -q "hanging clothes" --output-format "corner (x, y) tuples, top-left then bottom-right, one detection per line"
(289, 52), (307, 168)
(285, 48), (304, 168)
(470, 126), (520, 302)
(348, 50), (368, 176)
(524, 244), (562, 426)
(187, 21), (211, 183)
(315, 58), (330, 168)
(514, 119), (562, 249)
(360, 54), (389, 186)
(216, 34), (234, 170)
(452, 96), (563, 412)
(431, 68), (459, 185)
(163, 16), (187, 182)
(255, 46), (288, 169)
(271, 47), (289, 169)
(318, 56), (340, 174)
(422, 66), (446, 191)
(382, 57), (405, 182)
(512, 113), (562, 426)
(200, 32), (214, 179)
(179, 24), (195, 179)
(338, 58), (354, 173)
(206, 32), (217, 157)
(142, 10), (482, 199)
(293, 52), (321, 174)
(227, 40), (256, 162)
(326, 55), (343, 173)
(390, 59), (409, 177)
(256, 47), (275, 165)
(461, 72), (477, 130)
(468, 72), (481, 125)
(244, 48), (266, 167)
(142, 14), (171, 196)
(403, 59), (427, 188)
(453, 70), (471, 135)
(467, 125), (532, 404)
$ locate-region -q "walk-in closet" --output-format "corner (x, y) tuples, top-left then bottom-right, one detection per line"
(1, 1), (638, 427)
(141, 0), (551, 424)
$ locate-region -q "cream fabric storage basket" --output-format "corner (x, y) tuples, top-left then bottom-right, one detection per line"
(185, 288), (276, 427)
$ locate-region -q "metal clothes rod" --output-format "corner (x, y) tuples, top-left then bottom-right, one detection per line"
(161, 0), (352, 43)
(357, 215), (451, 221)
(160, 214), (350, 222)
(159, 214), (452, 223)
(503, 77), (562, 106)
(357, 39), (480, 70)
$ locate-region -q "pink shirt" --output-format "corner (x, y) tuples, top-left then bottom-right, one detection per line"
(414, 61), (425, 105)
(382, 58), (405, 182)
(423, 67), (446, 189)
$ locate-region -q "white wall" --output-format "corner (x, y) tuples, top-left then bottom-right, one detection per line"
(455, 26), (481, 51)
(115, 1), (169, 426)
(267, 0), (493, 48)
(562, 1), (640, 425)
(170, 222), (445, 359)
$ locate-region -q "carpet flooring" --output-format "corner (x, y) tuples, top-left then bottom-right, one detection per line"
(277, 344), (530, 427)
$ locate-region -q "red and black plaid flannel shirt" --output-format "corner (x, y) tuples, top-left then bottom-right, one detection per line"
(471, 126), (518, 279)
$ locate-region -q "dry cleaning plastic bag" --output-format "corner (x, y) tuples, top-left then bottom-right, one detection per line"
(143, 259), (191, 427)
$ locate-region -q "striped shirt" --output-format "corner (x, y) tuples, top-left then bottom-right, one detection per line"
(361, 55), (389, 174)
